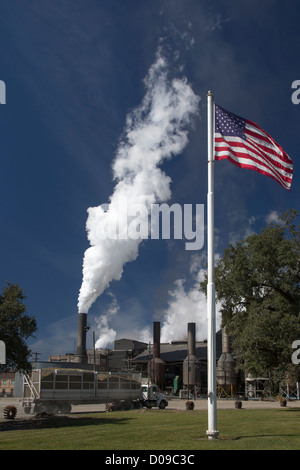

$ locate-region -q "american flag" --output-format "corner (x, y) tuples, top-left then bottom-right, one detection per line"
(214, 105), (293, 190)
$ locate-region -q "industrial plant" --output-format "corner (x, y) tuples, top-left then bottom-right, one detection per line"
(4, 315), (298, 408)
(48, 317), (299, 402)
(0, 310), (296, 422)
(50, 319), (244, 399)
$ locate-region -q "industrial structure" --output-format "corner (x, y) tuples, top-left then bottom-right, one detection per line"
(183, 323), (201, 394)
(147, 321), (166, 389)
(216, 328), (237, 397)
(50, 319), (234, 397)
(74, 312), (89, 364)
(5, 318), (300, 400)
(7, 300), (297, 402)
(132, 323), (223, 397)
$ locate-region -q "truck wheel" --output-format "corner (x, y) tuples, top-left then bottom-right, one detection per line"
(35, 403), (48, 414)
(59, 403), (72, 414)
(159, 400), (166, 409)
(48, 403), (60, 414)
(3, 405), (17, 419)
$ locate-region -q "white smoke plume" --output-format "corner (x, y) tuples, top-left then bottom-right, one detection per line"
(160, 254), (222, 343)
(77, 48), (200, 314)
(94, 293), (119, 349)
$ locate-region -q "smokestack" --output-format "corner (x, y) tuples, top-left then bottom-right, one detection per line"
(148, 321), (166, 388)
(187, 322), (196, 356)
(183, 322), (200, 388)
(221, 328), (231, 354)
(216, 328), (236, 392)
(75, 313), (89, 364)
(153, 321), (161, 359)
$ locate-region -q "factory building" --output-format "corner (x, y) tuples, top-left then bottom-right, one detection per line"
(49, 322), (227, 396)
(4, 320), (298, 399)
(48, 317), (244, 398)
(131, 323), (223, 396)
(6, 321), (250, 398)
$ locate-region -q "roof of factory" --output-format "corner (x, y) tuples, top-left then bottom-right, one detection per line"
(133, 331), (222, 364)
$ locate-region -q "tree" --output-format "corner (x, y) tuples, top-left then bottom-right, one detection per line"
(0, 282), (37, 372)
(201, 210), (300, 385)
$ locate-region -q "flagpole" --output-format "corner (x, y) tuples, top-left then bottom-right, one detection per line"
(206, 91), (219, 440)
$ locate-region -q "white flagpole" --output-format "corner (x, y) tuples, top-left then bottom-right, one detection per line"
(206, 91), (219, 440)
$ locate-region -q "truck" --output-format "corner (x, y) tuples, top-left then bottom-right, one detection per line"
(141, 383), (168, 409)
(19, 364), (168, 414)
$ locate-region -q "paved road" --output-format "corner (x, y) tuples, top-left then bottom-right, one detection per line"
(1, 396), (299, 422)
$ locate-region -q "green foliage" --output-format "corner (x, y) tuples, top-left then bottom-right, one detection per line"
(0, 282), (37, 372)
(201, 209), (300, 380)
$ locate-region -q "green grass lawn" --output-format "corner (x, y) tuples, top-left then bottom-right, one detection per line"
(0, 408), (299, 450)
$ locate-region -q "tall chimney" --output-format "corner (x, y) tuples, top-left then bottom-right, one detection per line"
(153, 321), (161, 359)
(75, 312), (88, 364)
(147, 321), (166, 388)
(183, 322), (200, 388)
(216, 328), (236, 392)
(188, 322), (196, 356)
(221, 328), (231, 354)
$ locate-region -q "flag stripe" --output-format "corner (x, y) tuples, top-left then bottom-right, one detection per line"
(215, 136), (293, 177)
(246, 128), (285, 158)
(215, 150), (292, 190)
(246, 122), (293, 167)
(215, 140), (292, 186)
(218, 151), (289, 188)
(214, 105), (293, 190)
(215, 147), (292, 189)
(215, 137), (292, 189)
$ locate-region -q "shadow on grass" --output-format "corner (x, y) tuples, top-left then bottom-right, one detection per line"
(0, 414), (133, 432)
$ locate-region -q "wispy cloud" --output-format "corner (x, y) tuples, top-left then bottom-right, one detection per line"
(265, 210), (282, 225)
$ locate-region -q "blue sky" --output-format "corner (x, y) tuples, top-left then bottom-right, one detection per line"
(0, 1), (299, 359)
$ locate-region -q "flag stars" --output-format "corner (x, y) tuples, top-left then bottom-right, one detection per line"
(214, 103), (293, 190)
(215, 105), (246, 139)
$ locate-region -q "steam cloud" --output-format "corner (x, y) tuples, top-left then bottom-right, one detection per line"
(94, 293), (119, 349)
(77, 49), (200, 315)
(160, 254), (222, 343)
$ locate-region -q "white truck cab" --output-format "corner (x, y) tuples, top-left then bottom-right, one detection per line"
(141, 384), (168, 409)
